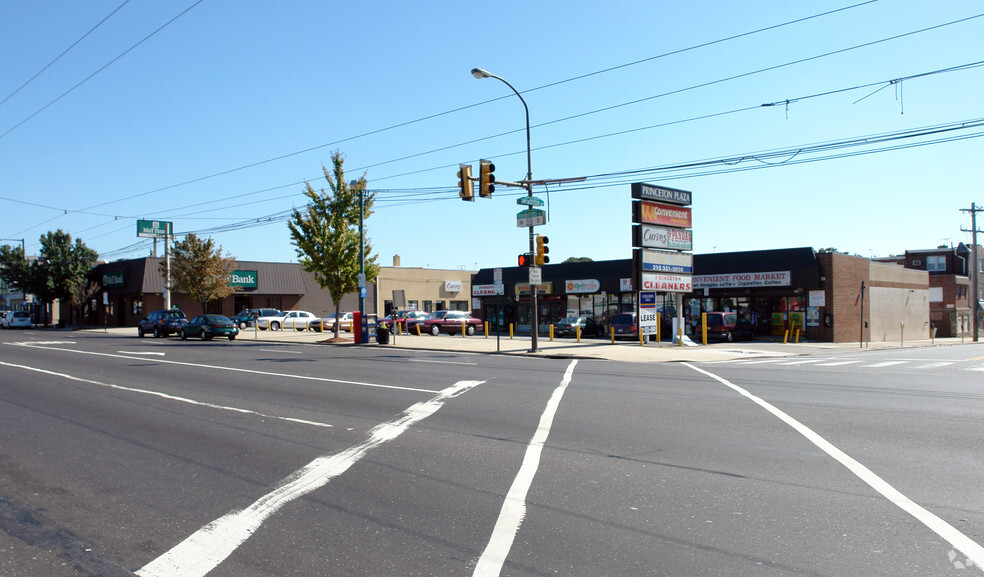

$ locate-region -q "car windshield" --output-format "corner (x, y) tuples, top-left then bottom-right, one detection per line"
(612, 314), (633, 324)
(164, 311), (185, 319)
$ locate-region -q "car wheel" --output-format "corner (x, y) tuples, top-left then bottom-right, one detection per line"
(229, 335), (236, 341)
(271, 321), (281, 331)
(430, 324), (441, 336)
(239, 322), (247, 329)
(137, 326), (145, 338)
(154, 326), (161, 338)
(204, 333), (213, 341)
(295, 324), (305, 332)
(725, 331), (733, 342)
(466, 325), (476, 336)
(179, 329), (186, 340)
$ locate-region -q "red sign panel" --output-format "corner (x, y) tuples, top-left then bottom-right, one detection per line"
(638, 201), (692, 228)
(640, 273), (692, 293)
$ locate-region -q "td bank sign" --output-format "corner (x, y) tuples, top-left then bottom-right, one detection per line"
(229, 270), (258, 288)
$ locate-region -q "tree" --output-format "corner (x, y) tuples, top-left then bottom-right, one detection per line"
(563, 257), (594, 263)
(0, 230), (97, 326)
(288, 150), (379, 338)
(163, 233), (236, 314)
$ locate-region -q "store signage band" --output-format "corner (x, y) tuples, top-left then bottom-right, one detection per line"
(565, 279), (601, 294)
(473, 284), (502, 296)
(634, 201), (692, 228)
(635, 249), (693, 274)
(631, 183), (692, 206)
(633, 224), (692, 251)
(640, 272), (692, 293)
(693, 271), (791, 289)
(103, 270), (125, 288)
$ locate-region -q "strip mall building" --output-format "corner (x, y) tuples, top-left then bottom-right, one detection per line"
(471, 247), (933, 343)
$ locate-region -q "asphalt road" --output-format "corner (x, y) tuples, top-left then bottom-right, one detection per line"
(1, 329), (982, 576)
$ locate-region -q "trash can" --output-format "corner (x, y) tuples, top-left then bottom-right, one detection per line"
(376, 325), (389, 345)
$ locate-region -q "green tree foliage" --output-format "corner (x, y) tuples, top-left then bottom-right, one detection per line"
(0, 230), (97, 326)
(563, 257), (594, 263)
(288, 150), (379, 338)
(164, 233), (236, 314)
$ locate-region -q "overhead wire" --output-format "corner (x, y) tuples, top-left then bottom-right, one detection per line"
(0, 0), (205, 141)
(0, 0), (132, 108)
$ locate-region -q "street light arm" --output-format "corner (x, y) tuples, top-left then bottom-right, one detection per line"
(471, 68), (531, 184)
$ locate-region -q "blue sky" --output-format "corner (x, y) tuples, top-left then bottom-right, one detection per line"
(1, 0), (982, 271)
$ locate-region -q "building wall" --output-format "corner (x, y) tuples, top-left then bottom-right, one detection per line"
(867, 261), (930, 342)
(822, 252), (867, 343)
(375, 266), (474, 314)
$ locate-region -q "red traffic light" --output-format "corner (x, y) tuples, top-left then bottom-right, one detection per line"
(518, 253), (532, 267)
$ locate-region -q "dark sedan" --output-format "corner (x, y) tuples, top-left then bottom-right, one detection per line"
(179, 314), (239, 341)
(555, 316), (604, 337)
(415, 310), (483, 336)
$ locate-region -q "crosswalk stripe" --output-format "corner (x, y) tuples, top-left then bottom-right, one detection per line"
(864, 361), (909, 368)
(815, 360), (862, 366)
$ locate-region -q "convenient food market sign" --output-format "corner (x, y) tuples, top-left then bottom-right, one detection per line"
(693, 271), (791, 289)
(229, 270), (258, 288)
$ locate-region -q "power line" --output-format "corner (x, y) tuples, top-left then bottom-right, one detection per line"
(0, 0), (132, 108)
(67, 1), (883, 213)
(0, 0), (205, 141)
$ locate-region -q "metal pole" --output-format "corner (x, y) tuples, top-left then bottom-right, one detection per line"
(359, 185), (365, 341)
(472, 68), (538, 352)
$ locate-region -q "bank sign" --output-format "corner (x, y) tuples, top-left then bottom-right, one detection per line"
(136, 219), (172, 239)
(229, 270), (258, 288)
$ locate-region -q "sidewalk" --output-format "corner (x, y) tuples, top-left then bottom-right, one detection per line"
(66, 326), (973, 364)
(227, 326), (971, 363)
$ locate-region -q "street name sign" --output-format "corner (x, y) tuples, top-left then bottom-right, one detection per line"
(517, 208), (546, 227)
(516, 196), (545, 207)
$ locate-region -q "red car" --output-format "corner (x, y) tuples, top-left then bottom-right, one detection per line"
(412, 310), (483, 336)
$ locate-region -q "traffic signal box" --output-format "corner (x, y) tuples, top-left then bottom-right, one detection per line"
(535, 235), (549, 266)
(458, 164), (474, 201)
(518, 252), (532, 267)
(479, 159), (495, 198)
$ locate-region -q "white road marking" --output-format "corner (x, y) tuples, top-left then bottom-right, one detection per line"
(136, 379), (483, 577)
(257, 348), (302, 354)
(7, 342), (436, 394)
(684, 362), (984, 571)
(0, 361), (333, 429)
(864, 360), (909, 368)
(915, 361), (954, 369)
(815, 360), (862, 366)
(410, 358), (477, 366)
(473, 359), (578, 577)
(123, 351), (166, 356)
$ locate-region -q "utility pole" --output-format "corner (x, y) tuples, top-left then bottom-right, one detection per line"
(961, 202), (982, 342)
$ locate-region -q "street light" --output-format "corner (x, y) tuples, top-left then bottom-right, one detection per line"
(471, 67), (540, 352)
(351, 179), (366, 342)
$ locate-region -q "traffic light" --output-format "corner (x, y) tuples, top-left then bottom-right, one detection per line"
(458, 163), (474, 201)
(518, 252), (532, 267)
(535, 235), (549, 266)
(479, 159), (495, 198)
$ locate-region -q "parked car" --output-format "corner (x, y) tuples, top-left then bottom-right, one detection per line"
(256, 310), (318, 331)
(2, 310), (32, 329)
(309, 312), (354, 333)
(179, 314), (239, 341)
(416, 310), (483, 336)
(137, 309), (187, 337)
(703, 312), (753, 342)
(379, 310), (428, 333)
(555, 316), (604, 337)
(609, 312), (637, 339)
(229, 308), (281, 329)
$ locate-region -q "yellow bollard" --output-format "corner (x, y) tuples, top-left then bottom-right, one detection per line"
(416, 323), (422, 336)
(610, 327), (615, 344)
(655, 313), (661, 344)
(461, 321), (466, 337)
(701, 312), (707, 345)
(509, 323), (514, 339)
(576, 324), (581, 342)
(678, 327), (683, 346)
(484, 321), (489, 338)
(795, 329), (801, 343)
(783, 329), (789, 344)
(549, 325), (554, 341)
(639, 327), (644, 346)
